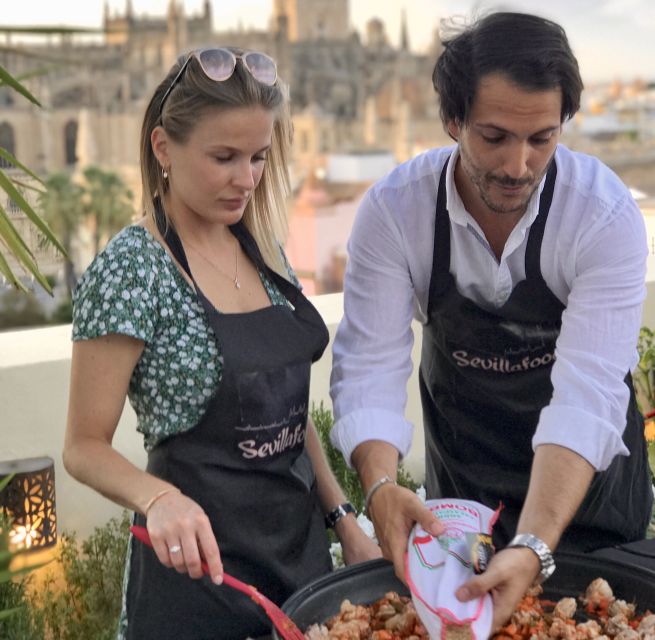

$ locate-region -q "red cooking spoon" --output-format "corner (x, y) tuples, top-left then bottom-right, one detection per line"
(130, 525), (305, 640)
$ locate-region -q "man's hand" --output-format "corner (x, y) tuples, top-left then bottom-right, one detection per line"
(455, 546), (540, 631)
(368, 482), (444, 580)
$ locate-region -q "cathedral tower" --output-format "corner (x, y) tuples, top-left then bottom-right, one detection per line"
(273, 0), (350, 41)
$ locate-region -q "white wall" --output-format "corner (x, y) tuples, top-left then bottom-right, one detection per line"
(0, 294), (426, 540)
(5, 279), (655, 542)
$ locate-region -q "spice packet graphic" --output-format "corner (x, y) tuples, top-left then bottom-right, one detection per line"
(405, 499), (501, 640)
(465, 532), (495, 574)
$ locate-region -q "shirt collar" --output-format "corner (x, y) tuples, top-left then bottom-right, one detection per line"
(444, 146), (551, 232)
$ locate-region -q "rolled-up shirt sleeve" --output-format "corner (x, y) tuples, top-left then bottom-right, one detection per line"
(533, 192), (647, 470)
(330, 186), (418, 465)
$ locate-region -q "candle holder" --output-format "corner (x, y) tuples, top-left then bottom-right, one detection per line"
(0, 456), (57, 550)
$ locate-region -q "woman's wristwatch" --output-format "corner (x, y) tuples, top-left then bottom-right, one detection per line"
(507, 533), (556, 583)
(325, 502), (356, 528)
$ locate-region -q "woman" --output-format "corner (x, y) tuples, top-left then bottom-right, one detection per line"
(63, 47), (379, 640)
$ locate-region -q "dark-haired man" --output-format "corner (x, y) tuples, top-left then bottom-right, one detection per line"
(330, 11), (652, 628)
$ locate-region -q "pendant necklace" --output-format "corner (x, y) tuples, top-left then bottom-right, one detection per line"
(185, 237), (241, 290)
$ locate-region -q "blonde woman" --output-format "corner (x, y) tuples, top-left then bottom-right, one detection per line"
(63, 48), (379, 640)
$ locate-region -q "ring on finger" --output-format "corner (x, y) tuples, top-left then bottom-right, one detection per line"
(169, 544), (182, 554)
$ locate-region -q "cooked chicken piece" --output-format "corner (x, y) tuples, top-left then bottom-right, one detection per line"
(554, 597), (577, 620)
(376, 602), (397, 621)
(385, 610), (417, 634)
(327, 619), (369, 640)
(638, 614), (655, 634)
(614, 629), (639, 640)
(575, 620), (602, 639)
(514, 608), (542, 627)
(584, 579), (614, 607)
(549, 617), (578, 639)
(606, 613), (631, 636)
(304, 623), (330, 640)
(609, 600), (636, 619)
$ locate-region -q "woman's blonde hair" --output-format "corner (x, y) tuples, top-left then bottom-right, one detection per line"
(139, 48), (292, 277)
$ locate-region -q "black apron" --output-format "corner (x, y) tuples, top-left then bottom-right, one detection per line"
(125, 210), (332, 639)
(420, 157), (653, 552)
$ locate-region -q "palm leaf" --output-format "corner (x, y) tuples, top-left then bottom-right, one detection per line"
(0, 246), (27, 292)
(0, 168), (66, 256)
(0, 473), (15, 492)
(7, 178), (46, 194)
(0, 203), (51, 293)
(0, 147), (45, 186)
(0, 63), (41, 107)
(10, 65), (59, 84)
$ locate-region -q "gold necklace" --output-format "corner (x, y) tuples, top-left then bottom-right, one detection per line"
(185, 237), (241, 290)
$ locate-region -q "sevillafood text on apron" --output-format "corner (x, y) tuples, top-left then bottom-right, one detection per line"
(452, 349), (555, 372)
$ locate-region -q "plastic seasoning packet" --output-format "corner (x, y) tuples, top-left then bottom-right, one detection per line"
(405, 498), (501, 640)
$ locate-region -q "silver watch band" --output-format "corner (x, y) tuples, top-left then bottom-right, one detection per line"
(507, 533), (556, 583)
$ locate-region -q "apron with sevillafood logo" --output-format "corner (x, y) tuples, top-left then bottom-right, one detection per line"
(124, 204), (332, 640)
(419, 157), (652, 552)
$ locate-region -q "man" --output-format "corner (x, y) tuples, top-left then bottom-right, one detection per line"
(329, 11), (652, 629)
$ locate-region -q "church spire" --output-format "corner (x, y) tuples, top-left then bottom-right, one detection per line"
(400, 8), (409, 52)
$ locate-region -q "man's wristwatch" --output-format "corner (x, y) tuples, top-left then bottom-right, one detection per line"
(507, 533), (556, 583)
(325, 502), (356, 529)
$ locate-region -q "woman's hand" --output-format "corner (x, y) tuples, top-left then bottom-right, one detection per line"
(145, 490), (224, 585)
(335, 514), (382, 565)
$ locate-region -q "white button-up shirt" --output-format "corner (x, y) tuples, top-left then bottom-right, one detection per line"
(330, 144), (647, 472)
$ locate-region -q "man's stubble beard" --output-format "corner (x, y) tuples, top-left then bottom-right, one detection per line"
(460, 147), (549, 216)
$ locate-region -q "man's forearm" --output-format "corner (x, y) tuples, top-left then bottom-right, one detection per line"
(517, 443), (595, 550)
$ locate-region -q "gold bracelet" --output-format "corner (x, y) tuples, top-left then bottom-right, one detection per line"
(364, 475), (397, 516)
(144, 488), (179, 516)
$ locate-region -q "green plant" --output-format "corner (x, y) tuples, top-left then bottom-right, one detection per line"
(82, 165), (134, 255)
(0, 474), (47, 633)
(35, 511), (131, 640)
(636, 326), (655, 414)
(0, 567), (44, 640)
(49, 296), (73, 324)
(311, 401), (419, 514)
(635, 326), (655, 537)
(0, 288), (49, 329)
(0, 64), (66, 293)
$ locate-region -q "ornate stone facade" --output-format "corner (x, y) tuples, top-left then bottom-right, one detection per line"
(0, 0), (451, 286)
(0, 0), (447, 183)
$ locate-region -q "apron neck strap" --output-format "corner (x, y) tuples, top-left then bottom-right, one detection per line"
(154, 197), (194, 279)
(524, 159), (557, 280)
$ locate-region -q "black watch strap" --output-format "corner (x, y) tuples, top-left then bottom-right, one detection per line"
(325, 502), (356, 528)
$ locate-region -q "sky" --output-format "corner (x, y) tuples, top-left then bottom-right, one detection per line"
(2, 0), (654, 83)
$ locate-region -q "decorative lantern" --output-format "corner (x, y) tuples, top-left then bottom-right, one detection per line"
(0, 456), (57, 550)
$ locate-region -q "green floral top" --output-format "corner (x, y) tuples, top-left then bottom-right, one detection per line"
(72, 225), (294, 451)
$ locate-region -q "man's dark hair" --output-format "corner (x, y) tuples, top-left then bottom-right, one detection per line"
(433, 12), (583, 127)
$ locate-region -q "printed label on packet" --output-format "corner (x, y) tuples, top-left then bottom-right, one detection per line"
(465, 532), (494, 574)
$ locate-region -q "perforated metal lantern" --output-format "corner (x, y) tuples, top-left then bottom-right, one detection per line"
(0, 456), (57, 549)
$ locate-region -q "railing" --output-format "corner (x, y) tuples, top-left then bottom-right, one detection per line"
(0, 293), (426, 539)
(4, 283), (655, 540)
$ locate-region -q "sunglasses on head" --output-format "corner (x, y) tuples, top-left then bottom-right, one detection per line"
(159, 48), (278, 114)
